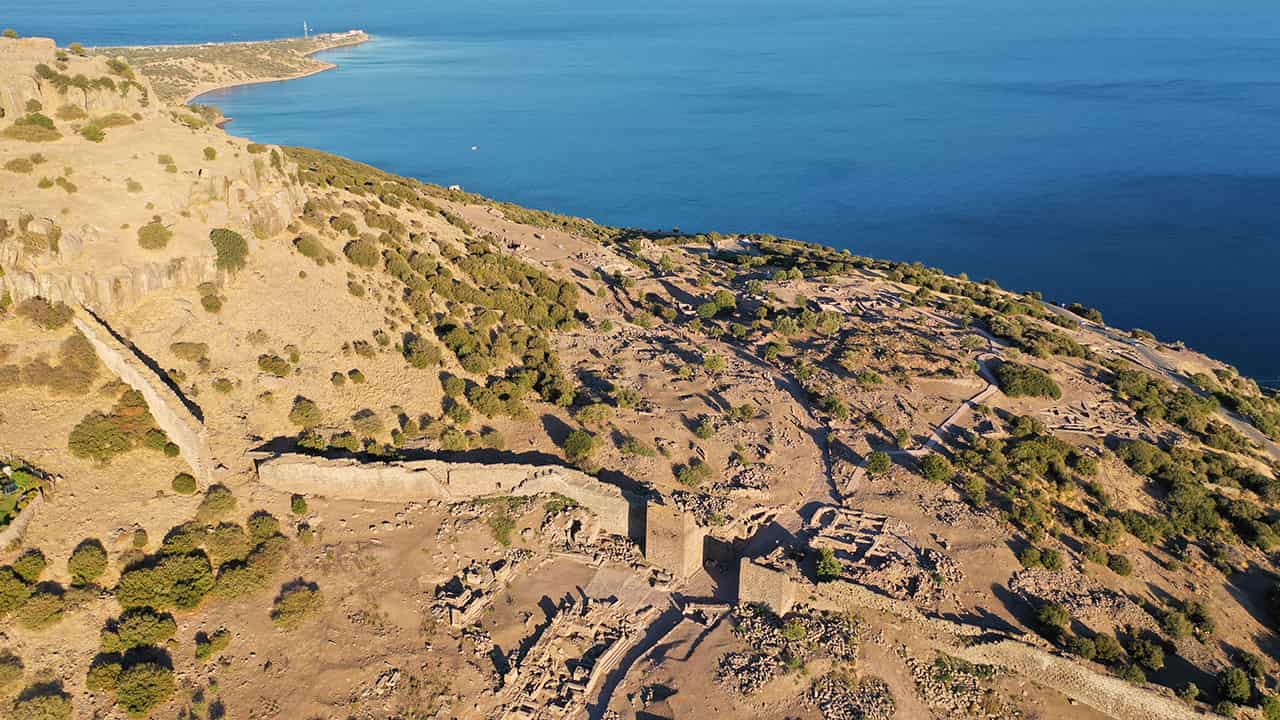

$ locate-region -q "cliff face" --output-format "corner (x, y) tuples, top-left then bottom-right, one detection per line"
(0, 37), (154, 121)
(0, 36), (306, 312)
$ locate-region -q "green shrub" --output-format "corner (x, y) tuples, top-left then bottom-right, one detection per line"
(1040, 548), (1064, 571)
(270, 582), (323, 630)
(201, 523), (250, 567)
(816, 547), (843, 581)
(247, 143), (268, 154)
(15, 590), (64, 629)
(117, 552), (214, 610)
(288, 396), (322, 428)
(169, 342), (207, 362)
(11, 689), (73, 720)
(3, 115), (61, 142)
(136, 220), (171, 250)
(574, 403), (612, 427)
(170, 473), (196, 495)
(212, 535), (288, 599)
(293, 234), (333, 264)
(203, 146), (217, 160)
(1094, 632), (1124, 662)
(68, 540), (107, 586)
(210, 228), (248, 272)
(4, 157), (34, 173)
(0, 650), (21, 691)
(290, 495), (308, 515)
(352, 409), (383, 436)
(995, 362), (1062, 399)
(113, 662), (175, 717)
(237, 513), (277, 549)
(67, 412), (133, 462)
(866, 451), (892, 476)
(16, 297), (72, 330)
(12, 549), (45, 583)
(100, 608), (176, 653)
(1018, 547), (1042, 568)
(1034, 602), (1070, 633)
(195, 485), (236, 524)
(343, 238), (380, 267)
(1066, 636), (1096, 660)
(563, 429), (595, 461)
(1218, 667), (1251, 704)
(86, 658), (121, 693)
(0, 568), (32, 614)
(194, 627), (230, 660)
(257, 354), (291, 377)
(79, 124), (105, 142)
(677, 459), (712, 487)
(404, 335), (441, 368)
(920, 454), (953, 482)
(693, 417), (716, 439)
(1128, 637), (1164, 671)
(442, 375), (466, 398)
(1107, 553), (1133, 576)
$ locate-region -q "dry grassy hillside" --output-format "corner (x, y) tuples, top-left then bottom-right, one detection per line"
(2, 30), (1280, 720)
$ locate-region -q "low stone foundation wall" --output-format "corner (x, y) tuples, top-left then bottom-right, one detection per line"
(256, 454), (631, 536)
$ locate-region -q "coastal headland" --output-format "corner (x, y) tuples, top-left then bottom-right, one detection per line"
(96, 28), (370, 106)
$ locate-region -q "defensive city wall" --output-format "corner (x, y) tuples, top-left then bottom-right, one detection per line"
(256, 454), (634, 537)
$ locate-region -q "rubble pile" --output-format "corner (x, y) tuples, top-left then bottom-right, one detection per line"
(670, 490), (731, 526)
(433, 550), (532, 627)
(715, 651), (782, 694)
(901, 648), (1021, 719)
(718, 457), (774, 492)
(718, 604), (862, 695)
(921, 548), (964, 584)
(1009, 569), (1154, 631)
(809, 673), (896, 720)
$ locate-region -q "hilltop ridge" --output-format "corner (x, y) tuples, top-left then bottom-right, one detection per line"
(2, 30), (1280, 720)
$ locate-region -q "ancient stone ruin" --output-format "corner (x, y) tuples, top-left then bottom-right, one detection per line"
(256, 453), (633, 537)
(73, 310), (212, 482)
(737, 547), (797, 616)
(499, 593), (656, 720)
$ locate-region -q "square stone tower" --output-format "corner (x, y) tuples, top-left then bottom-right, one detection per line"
(645, 504), (704, 578)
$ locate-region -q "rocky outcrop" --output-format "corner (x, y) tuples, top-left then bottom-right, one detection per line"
(2, 249), (221, 309)
(73, 311), (211, 482)
(0, 37), (155, 121)
(256, 454), (633, 536)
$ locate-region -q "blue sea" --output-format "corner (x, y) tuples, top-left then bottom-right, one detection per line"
(9, 1), (1280, 382)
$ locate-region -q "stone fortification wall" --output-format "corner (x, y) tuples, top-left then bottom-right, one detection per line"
(956, 640), (1200, 720)
(73, 312), (211, 482)
(256, 454), (631, 536)
(812, 581), (1199, 720)
(0, 493), (44, 550)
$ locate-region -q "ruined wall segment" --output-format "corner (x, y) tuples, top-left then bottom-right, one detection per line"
(73, 312), (211, 482)
(645, 504), (705, 578)
(256, 454), (631, 536)
(738, 551), (797, 615)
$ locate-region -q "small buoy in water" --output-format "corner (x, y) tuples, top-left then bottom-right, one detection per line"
(471, 145), (478, 151)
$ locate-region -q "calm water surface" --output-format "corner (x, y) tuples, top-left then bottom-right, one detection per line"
(9, 1), (1280, 381)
